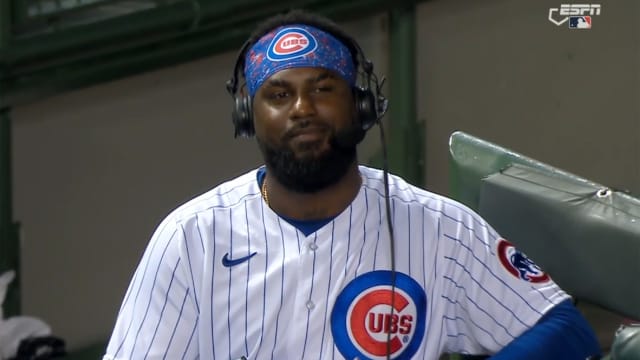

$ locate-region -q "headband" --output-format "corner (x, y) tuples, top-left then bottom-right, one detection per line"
(243, 24), (357, 97)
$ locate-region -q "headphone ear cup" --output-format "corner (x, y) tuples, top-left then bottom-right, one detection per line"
(232, 95), (254, 138)
(353, 86), (378, 131)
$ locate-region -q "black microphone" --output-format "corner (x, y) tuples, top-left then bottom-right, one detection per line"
(331, 123), (366, 150)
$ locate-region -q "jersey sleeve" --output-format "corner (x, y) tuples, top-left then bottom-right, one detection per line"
(103, 216), (199, 360)
(439, 204), (570, 355)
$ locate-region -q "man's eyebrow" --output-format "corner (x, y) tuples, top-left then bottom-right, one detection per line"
(264, 78), (290, 88)
(263, 71), (338, 88)
(310, 71), (337, 83)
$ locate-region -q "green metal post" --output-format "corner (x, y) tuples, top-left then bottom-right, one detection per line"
(0, 108), (19, 317)
(0, 0), (18, 317)
(1, 0), (18, 317)
(388, 5), (424, 187)
(0, 0), (10, 49)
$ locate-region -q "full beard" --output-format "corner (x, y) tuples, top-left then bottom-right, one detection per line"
(257, 136), (357, 193)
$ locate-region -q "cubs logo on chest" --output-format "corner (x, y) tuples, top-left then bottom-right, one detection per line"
(331, 271), (427, 360)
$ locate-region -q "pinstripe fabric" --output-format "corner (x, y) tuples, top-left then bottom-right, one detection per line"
(104, 165), (569, 360)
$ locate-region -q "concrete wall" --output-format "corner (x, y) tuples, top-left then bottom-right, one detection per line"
(418, 0), (639, 196)
(12, 52), (259, 349)
(10, 0), (639, 351)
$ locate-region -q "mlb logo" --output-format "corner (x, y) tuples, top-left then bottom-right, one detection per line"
(569, 16), (592, 29)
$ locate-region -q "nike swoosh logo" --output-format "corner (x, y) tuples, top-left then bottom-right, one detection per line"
(222, 252), (257, 267)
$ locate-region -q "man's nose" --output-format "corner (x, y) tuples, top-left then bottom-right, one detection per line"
(290, 92), (317, 119)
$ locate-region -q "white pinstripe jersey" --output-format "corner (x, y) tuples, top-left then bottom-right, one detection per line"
(104, 165), (569, 360)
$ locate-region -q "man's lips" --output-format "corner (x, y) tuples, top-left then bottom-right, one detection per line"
(285, 126), (329, 141)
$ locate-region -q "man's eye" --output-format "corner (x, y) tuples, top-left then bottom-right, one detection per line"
(269, 91), (289, 99)
(315, 86), (333, 93)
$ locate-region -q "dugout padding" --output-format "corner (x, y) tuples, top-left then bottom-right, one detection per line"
(449, 131), (640, 319)
(478, 163), (640, 320)
(449, 131), (640, 359)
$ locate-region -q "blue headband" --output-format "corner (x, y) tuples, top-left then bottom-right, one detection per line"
(244, 24), (357, 97)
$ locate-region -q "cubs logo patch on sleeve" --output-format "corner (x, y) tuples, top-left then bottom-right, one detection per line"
(497, 239), (550, 284)
(331, 271), (427, 360)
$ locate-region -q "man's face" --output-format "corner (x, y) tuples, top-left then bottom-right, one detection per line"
(252, 67), (358, 193)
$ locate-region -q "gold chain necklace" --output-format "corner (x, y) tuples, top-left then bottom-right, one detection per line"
(261, 178), (269, 205)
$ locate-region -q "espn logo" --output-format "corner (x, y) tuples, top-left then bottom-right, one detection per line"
(549, 4), (601, 28)
(558, 4), (601, 16)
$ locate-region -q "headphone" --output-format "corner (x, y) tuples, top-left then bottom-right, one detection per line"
(225, 25), (389, 139)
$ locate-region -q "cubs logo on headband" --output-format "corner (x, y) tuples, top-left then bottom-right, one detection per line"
(244, 24), (357, 97)
(267, 27), (318, 61)
(497, 239), (550, 284)
(331, 271), (427, 360)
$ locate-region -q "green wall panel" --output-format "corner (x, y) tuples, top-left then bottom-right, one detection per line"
(1, 0), (421, 108)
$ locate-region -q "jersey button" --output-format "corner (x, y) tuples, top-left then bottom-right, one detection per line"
(308, 243), (318, 251)
(306, 300), (315, 310)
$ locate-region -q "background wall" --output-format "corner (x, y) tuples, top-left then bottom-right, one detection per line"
(10, 0), (639, 352)
(12, 51), (258, 349)
(418, 0), (639, 196)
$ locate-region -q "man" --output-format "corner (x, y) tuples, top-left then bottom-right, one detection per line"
(104, 9), (601, 360)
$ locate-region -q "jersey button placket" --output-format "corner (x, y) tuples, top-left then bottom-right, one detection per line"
(306, 242), (317, 311)
(306, 300), (315, 310)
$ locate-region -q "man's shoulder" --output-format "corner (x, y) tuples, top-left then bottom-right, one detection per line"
(359, 165), (445, 202)
(359, 165), (485, 223)
(168, 167), (261, 222)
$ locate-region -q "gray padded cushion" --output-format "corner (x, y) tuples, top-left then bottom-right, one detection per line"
(610, 324), (640, 360)
(478, 163), (640, 320)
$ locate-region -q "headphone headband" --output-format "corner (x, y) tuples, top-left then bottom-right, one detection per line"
(225, 40), (252, 97)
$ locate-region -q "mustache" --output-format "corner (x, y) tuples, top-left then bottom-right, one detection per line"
(282, 121), (332, 141)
